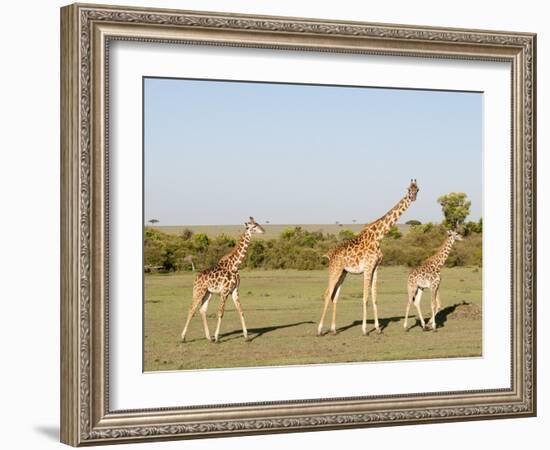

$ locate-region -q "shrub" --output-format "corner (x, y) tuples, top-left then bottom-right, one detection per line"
(462, 219), (483, 236)
(380, 223), (479, 268)
(387, 225), (402, 239)
(191, 233), (210, 250)
(143, 223), (482, 271)
(446, 232), (482, 267)
(247, 240), (267, 269)
(144, 237), (165, 268)
(294, 248), (323, 270)
(180, 228), (194, 240)
(338, 229), (356, 241)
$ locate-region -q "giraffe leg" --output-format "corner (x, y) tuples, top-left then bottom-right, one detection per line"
(231, 288), (249, 341)
(435, 286), (442, 316)
(371, 265), (381, 333)
(329, 284), (341, 335)
(413, 288), (426, 329)
(318, 265), (344, 336)
(429, 283), (440, 330)
(330, 271), (347, 335)
(362, 269), (373, 336)
(199, 292), (212, 341)
(213, 294), (228, 343)
(181, 285), (207, 342)
(318, 295), (331, 336)
(404, 283), (415, 330)
(429, 289), (436, 330)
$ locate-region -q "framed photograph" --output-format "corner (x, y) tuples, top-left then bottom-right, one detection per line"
(60, 3), (536, 446)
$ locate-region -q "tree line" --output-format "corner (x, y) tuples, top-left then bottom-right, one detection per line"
(144, 220), (482, 272)
(145, 192), (481, 272)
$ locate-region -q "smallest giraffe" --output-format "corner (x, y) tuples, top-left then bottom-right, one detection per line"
(404, 229), (463, 331)
(180, 217), (265, 343)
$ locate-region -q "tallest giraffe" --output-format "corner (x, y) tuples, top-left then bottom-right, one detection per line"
(318, 180), (419, 337)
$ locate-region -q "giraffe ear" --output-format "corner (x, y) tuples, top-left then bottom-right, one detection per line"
(249, 216), (254, 222)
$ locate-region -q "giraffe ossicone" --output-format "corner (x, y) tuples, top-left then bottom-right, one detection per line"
(180, 217), (265, 343)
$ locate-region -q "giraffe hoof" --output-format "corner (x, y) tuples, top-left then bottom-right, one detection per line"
(330, 330), (337, 336)
(244, 335), (250, 342)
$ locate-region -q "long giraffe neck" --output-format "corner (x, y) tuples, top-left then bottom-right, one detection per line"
(366, 195), (412, 241)
(222, 231), (252, 272)
(431, 235), (456, 270)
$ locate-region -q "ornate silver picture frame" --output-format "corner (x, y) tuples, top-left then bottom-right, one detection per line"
(60, 3), (536, 446)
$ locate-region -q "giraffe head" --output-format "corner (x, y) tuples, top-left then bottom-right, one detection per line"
(245, 216), (265, 235)
(407, 179), (419, 201)
(447, 229), (464, 242)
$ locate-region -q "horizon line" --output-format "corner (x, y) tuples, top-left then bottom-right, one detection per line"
(143, 220), (479, 227)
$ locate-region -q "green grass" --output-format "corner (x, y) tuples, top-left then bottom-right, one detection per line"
(144, 267), (482, 371)
(154, 223), (410, 239)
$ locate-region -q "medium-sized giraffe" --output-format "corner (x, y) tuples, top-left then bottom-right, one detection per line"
(180, 217), (265, 343)
(404, 229), (463, 331)
(318, 180), (419, 337)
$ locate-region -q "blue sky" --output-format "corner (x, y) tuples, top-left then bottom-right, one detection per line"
(144, 78), (482, 225)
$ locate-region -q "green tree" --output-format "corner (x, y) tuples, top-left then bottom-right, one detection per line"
(405, 219), (421, 226)
(338, 229), (356, 241)
(191, 233), (210, 250)
(437, 192), (471, 229)
(387, 225), (402, 239)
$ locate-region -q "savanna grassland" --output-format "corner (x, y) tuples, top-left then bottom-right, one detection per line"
(144, 266), (482, 372)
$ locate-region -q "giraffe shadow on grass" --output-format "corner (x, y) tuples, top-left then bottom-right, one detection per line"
(334, 316), (403, 335)
(433, 303), (462, 328)
(405, 303), (463, 331)
(333, 303), (464, 334)
(218, 320), (316, 342)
